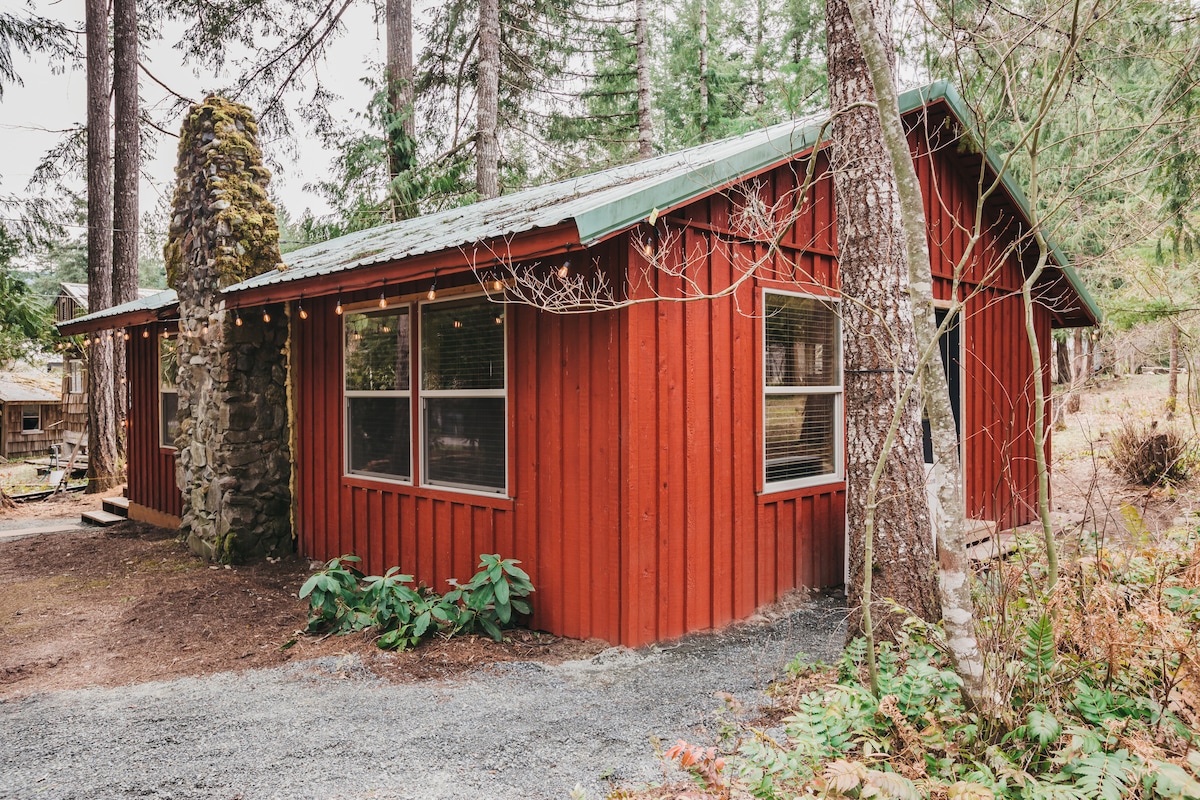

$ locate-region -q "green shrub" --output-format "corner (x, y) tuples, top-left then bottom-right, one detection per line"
(298, 553), (534, 650)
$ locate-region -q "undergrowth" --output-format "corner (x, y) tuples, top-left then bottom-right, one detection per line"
(299, 553), (534, 650)
(649, 525), (1200, 800)
(1109, 419), (1193, 485)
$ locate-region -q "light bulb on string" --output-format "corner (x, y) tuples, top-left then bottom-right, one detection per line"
(427, 270), (438, 301)
(297, 298), (309, 320)
(262, 308), (271, 323)
(452, 318), (462, 329)
(123, 332), (130, 341)
(557, 259), (571, 279)
(142, 329), (149, 339)
(234, 310), (243, 327)
(379, 284), (388, 308)
(335, 295), (343, 315)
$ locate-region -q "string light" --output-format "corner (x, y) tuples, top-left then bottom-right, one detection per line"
(335, 292), (343, 315)
(427, 269), (438, 301)
(492, 278), (503, 292)
(234, 310), (243, 327)
(557, 259), (571, 279)
(93, 335), (101, 345)
(297, 297), (309, 320)
(495, 313), (503, 325)
(452, 318), (463, 329)
(142, 329), (149, 338)
(379, 282), (388, 309)
(262, 308), (271, 323)
(123, 332), (130, 341)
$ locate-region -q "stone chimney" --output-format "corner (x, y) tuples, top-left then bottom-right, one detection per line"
(164, 96), (291, 562)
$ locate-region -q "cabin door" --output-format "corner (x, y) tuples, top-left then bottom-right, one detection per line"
(922, 307), (962, 464)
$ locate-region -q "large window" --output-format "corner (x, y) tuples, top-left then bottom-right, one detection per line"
(344, 307), (412, 481)
(67, 359), (84, 395)
(420, 297), (506, 493)
(763, 291), (842, 489)
(160, 333), (179, 448)
(342, 296), (507, 494)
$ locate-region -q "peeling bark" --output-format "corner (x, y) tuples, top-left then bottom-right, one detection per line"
(842, 0), (988, 708)
(476, 0), (500, 200)
(85, 0), (118, 494)
(826, 0), (940, 643)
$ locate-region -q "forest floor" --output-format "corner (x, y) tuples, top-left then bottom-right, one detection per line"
(0, 372), (1196, 699)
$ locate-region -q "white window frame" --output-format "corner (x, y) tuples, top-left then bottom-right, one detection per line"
(159, 332), (179, 450)
(21, 405), (41, 433)
(417, 293), (509, 497)
(761, 288), (844, 492)
(67, 359), (84, 395)
(342, 304), (413, 485)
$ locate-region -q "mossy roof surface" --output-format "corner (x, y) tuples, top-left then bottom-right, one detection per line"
(64, 81), (1099, 331)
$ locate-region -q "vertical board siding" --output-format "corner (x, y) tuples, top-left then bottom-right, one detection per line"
(126, 324), (182, 518)
(291, 260), (624, 645)
(914, 126), (1048, 530)
(619, 167), (847, 647)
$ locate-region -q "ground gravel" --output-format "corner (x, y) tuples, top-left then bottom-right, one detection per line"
(0, 595), (844, 800)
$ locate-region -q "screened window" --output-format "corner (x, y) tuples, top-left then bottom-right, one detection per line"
(21, 406), (40, 432)
(345, 307), (412, 481)
(763, 292), (842, 488)
(420, 297), (506, 493)
(160, 334), (179, 448)
(68, 360), (84, 395)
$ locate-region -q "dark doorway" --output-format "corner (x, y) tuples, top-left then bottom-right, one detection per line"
(923, 307), (962, 464)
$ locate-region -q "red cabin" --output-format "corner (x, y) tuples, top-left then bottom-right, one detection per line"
(61, 82), (1099, 647)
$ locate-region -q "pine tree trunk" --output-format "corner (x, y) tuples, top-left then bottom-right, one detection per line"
(1054, 336), (1069, 384)
(113, 0), (139, 462)
(385, 0), (416, 221)
(635, 0), (653, 159)
(476, 0), (500, 200)
(826, 0), (940, 641)
(1066, 328), (1082, 413)
(698, 0), (709, 133)
(85, 0), (119, 494)
(842, 0), (988, 707)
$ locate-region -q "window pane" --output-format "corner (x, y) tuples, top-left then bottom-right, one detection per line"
(425, 397), (505, 492)
(765, 394), (835, 482)
(422, 298), (505, 391)
(765, 295), (839, 387)
(161, 391), (179, 447)
(347, 397), (411, 479)
(160, 335), (178, 389)
(22, 406), (39, 431)
(345, 309), (410, 392)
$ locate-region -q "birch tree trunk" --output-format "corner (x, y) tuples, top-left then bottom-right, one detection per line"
(85, 0), (119, 493)
(113, 0), (139, 459)
(635, 0), (653, 159)
(476, 0), (500, 200)
(843, 0), (988, 706)
(385, 0), (416, 221)
(826, 0), (940, 641)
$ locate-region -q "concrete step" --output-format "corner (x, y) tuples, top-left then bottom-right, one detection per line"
(101, 496), (130, 517)
(81, 510), (125, 527)
(967, 532), (1018, 563)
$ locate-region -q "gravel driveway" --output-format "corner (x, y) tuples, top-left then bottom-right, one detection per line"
(0, 596), (845, 800)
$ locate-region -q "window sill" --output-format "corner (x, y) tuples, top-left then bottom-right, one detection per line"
(21, 429), (44, 435)
(342, 474), (515, 510)
(759, 478), (845, 501)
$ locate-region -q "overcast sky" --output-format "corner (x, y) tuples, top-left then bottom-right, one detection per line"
(1, 1), (391, 240)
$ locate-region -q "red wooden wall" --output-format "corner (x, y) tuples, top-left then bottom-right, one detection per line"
(618, 159), (846, 646)
(291, 241), (625, 643)
(126, 323), (182, 520)
(913, 125), (1052, 529)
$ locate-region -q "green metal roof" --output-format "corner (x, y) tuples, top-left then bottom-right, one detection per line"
(55, 289), (178, 335)
(62, 80), (1099, 331)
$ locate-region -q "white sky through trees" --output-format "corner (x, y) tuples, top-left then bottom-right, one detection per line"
(1, 0), (390, 230)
